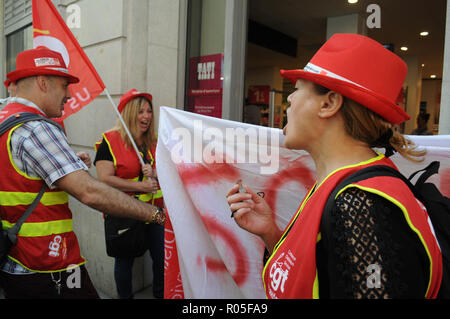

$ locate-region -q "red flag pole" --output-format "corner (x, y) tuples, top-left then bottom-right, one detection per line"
(104, 88), (145, 167)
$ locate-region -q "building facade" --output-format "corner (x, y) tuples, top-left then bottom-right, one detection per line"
(1, 0), (449, 298)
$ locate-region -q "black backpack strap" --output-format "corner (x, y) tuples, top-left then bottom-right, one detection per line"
(324, 162), (442, 216)
(6, 183), (47, 245)
(409, 161), (440, 187)
(0, 112), (55, 241)
(324, 165), (413, 216)
(0, 112), (63, 136)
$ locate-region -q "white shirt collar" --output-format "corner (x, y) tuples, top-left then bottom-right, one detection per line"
(7, 97), (47, 115)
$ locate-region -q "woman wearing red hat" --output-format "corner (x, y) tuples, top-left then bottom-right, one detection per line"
(94, 89), (164, 299)
(227, 34), (443, 299)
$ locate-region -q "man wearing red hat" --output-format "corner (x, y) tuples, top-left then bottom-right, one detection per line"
(227, 34), (443, 299)
(0, 48), (165, 299)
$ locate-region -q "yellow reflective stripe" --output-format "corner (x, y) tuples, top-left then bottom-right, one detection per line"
(7, 124), (41, 181)
(317, 153), (385, 190)
(102, 133), (117, 168)
(262, 185), (316, 296)
(153, 190), (163, 199)
(138, 193), (153, 202)
(339, 184), (434, 298)
(146, 149), (154, 166)
(7, 255), (86, 273)
(0, 191), (68, 206)
(137, 190), (163, 203)
(2, 219), (73, 237)
(313, 270), (319, 299)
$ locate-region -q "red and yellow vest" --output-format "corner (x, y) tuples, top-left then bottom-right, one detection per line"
(95, 130), (164, 208)
(0, 103), (85, 272)
(262, 154), (442, 299)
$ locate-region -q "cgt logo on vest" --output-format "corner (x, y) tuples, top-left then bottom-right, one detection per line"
(268, 250), (297, 297)
(48, 235), (68, 259)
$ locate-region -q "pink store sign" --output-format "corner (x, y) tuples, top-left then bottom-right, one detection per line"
(187, 53), (224, 118)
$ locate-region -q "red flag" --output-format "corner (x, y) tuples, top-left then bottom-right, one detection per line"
(164, 214), (185, 299)
(32, 0), (105, 120)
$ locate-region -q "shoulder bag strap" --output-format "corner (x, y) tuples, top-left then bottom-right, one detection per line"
(7, 183), (47, 245)
(0, 112), (56, 244)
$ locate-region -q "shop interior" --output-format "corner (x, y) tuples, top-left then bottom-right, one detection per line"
(244, 0), (446, 135)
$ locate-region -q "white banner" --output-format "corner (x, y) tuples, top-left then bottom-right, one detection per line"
(156, 106), (450, 299)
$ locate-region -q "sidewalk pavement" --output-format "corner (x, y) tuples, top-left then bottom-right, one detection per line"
(0, 284), (155, 299)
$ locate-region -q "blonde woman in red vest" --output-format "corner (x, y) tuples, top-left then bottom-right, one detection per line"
(94, 89), (164, 299)
(227, 34), (443, 299)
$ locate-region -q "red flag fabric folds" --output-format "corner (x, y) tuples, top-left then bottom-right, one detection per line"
(32, 0), (105, 120)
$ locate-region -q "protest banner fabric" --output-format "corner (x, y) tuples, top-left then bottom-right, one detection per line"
(157, 107), (450, 299)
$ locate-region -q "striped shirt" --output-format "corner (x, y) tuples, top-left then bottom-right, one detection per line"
(8, 98), (88, 189)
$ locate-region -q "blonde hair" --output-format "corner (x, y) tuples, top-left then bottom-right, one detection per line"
(340, 98), (426, 162)
(312, 83), (425, 162)
(112, 96), (156, 150)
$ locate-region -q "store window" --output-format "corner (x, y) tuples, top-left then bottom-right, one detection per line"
(6, 24), (33, 74)
(184, 0), (226, 118)
(3, 0), (33, 97)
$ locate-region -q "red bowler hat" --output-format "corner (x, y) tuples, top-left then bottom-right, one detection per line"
(118, 89), (153, 113)
(6, 47), (79, 84)
(280, 33), (409, 124)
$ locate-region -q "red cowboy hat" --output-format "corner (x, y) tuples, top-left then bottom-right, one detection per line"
(118, 89), (153, 113)
(280, 33), (409, 124)
(6, 47), (79, 84)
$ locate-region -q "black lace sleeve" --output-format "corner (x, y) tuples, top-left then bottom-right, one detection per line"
(317, 187), (430, 299)
(93, 138), (113, 165)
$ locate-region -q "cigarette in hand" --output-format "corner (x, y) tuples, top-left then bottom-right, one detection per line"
(236, 179), (246, 193)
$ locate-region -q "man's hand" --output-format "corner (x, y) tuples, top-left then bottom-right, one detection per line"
(76, 152), (92, 168)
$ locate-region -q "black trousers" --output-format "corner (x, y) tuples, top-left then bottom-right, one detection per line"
(0, 264), (99, 299)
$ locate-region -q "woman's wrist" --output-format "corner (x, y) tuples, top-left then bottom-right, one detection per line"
(261, 225), (283, 254)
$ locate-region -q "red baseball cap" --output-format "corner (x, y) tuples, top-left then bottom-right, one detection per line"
(6, 47), (79, 84)
(280, 33), (409, 124)
(118, 89), (153, 113)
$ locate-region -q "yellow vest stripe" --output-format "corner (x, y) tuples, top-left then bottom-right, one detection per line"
(0, 191), (68, 206)
(2, 219), (73, 237)
(7, 255), (86, 274)
(7, 124), (41, 181)
(312, 270), (320, 299)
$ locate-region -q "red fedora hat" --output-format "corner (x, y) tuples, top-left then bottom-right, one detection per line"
(281, 33), (409, 124)
(6, 47), (79, 84)
(118, 89), (153, 113)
